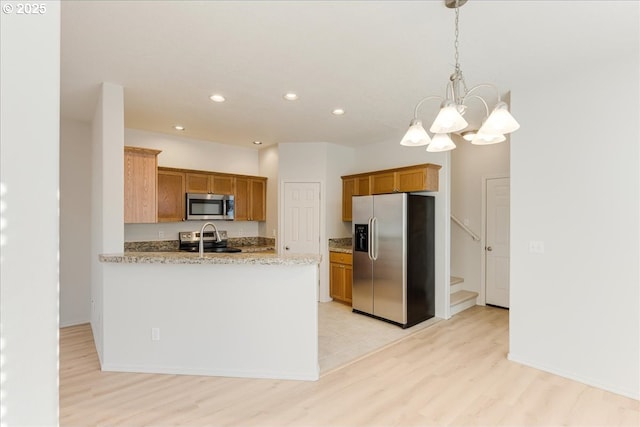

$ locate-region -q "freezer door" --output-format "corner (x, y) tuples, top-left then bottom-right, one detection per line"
(352, 196), (374, 314)
(372, 193), (407, 324)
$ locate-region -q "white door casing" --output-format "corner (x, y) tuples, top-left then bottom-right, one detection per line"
(282, 182), (321, 255)
(485, 177), (510, 308)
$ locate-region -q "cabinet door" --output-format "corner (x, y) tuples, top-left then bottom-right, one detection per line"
(344, 264), (353, 303)
(212, 175), (234, 195)
(124, 147), (159, 223)
(234, 177), (249, 221)
(396, 167), (427, 192)
(249, 179), (266, 221)
(342, 178), (356, 221)
(185, 173), (210, 193)
(356, 176), (370, 196)
(157, 169), (185, 222)
(370, 171), (396, 194)
(330, 262), (345, 301)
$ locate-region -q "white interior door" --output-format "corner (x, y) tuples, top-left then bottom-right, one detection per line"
(485, 177), (510, 308)
(282, 182), (320, 254)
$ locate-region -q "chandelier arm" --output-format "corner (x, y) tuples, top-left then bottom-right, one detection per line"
(461, 83), (502, 105)
(462, 95), (490, 117)
(412, 95), (444, 118)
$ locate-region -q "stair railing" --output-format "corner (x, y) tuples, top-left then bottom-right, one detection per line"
(451, 215), (481, 241)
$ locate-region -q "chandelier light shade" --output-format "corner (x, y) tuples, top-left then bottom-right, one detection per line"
(478, 101), (520, 135)
(400, 0), (520, 152)
(400, 119), (431, 146)
(427, 133), (456, 152)
(429, 100), (469, 134)
(470, 132), (506, 145)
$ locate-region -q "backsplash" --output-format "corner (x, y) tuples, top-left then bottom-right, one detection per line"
(124, 236), (275, 252)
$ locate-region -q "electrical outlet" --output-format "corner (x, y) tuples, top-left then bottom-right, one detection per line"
(158, 230), (165, 239)
(151, 328), (160, 341)
(272, 228), (277, 237)
(239, 228), (243, 237)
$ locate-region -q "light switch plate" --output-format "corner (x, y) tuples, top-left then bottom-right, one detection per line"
(529, 241), (545, 253)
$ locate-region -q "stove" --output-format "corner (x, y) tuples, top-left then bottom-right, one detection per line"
(178, 230), (242, 253)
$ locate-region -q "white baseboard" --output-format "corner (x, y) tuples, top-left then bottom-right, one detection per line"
(59, 318), (91, 328)
(101, 362), (320, 382)
(508, 352), (639, 401)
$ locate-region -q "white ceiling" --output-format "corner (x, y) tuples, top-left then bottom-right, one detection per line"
(60, 1), (638, 149)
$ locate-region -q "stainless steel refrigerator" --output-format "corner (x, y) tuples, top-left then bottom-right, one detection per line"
(352, 193), (435, 328)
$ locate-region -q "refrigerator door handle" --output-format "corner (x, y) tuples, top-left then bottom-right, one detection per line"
(367, 217), (373, 260)
(371, 216), (378, 261)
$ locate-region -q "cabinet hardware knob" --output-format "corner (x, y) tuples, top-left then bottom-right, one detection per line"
(486, 246), (493, 252)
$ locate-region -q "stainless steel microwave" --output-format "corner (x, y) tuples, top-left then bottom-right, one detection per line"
(186, 193), (234, 221)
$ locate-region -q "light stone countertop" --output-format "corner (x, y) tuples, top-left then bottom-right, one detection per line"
(100, 251), (321, 266)
(328, 237), (352, 254)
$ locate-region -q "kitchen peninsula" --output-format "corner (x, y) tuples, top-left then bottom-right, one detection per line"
(98, 251), (321, 381)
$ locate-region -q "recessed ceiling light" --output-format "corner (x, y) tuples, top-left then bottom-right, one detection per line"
(210, 94), (226, 103)
(332, 108), (345, 115)
(253, 141), (263, 145)
(283, 92), (298, 101)
(174, 125), (185, 131)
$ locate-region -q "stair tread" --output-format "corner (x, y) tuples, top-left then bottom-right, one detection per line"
(450, 276), (464, 286)
(450, 290), (478, 306)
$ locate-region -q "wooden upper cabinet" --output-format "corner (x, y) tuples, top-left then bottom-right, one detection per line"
(370, 171), (397, 194)
(212, 174), (234, 195)
(249, 179), (266, 221)
(341, 163), (441, 221)
(342, 178), (356, 221)
(186, 172), (235, 195)
(124, 146), (161, 223)
(356, 176), (370, 196)
(157, 168), (185, 222)
(342, 176), (372, 221)
(185, 173), (210, 193)
(370, 164), (441, 194)
(234, 177), (266, 221)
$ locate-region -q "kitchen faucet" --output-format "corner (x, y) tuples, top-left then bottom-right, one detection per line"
(199, 222), (221, 258)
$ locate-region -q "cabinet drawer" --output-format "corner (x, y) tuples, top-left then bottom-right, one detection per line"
(329, 252), (352, 265)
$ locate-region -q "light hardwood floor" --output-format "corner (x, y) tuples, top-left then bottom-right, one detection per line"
(60, 306), (639, 426)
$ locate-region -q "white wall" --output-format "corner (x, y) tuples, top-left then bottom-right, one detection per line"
(509, 40), (639, 397)
(0, 2), (60, 424)
(102, 262), (319, 380)
(91, 83), (125, 362)
(125, 128), (259, 175)
(60, 119), (93, 326)
(278, 143), (331, 300)
(326, 144), (354, 240)
(352, 141), (451, 319)
(450, 134), (509, 301)
(259, 144), (280, 241)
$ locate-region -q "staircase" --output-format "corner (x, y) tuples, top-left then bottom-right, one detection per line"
(450, 276), (478, 316)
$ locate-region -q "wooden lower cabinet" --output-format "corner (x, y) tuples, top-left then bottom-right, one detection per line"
(329, 252), (353, 304)
(157, 168), (185, 222)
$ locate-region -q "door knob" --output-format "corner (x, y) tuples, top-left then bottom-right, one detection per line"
(486, 246), (493, 252)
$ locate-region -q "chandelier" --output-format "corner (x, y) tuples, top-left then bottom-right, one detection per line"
(400, 0), (520, 152)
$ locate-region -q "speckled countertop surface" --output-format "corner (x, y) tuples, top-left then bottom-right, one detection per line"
(100, 251), (320, 266)
(328, 237), (352, 254)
